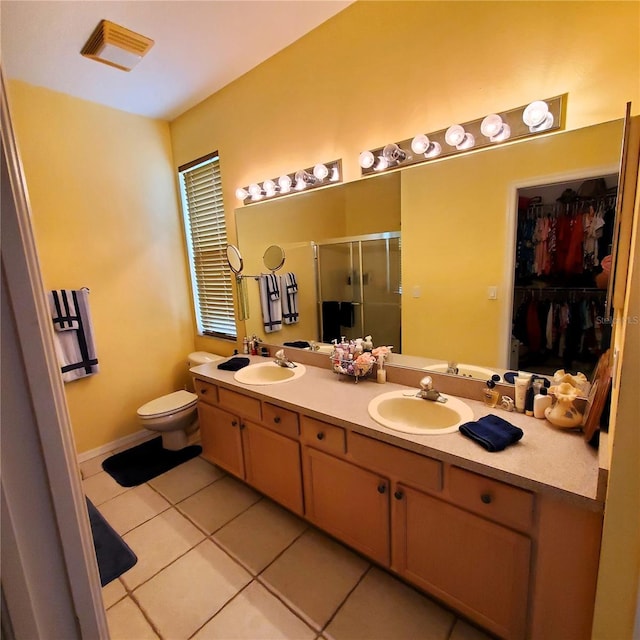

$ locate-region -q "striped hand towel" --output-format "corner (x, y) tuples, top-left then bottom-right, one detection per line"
(49, 289), (80, 331)
(259, 275), (282, 333)
(281, 272), (299, 324)
(49, 288), (100, 382)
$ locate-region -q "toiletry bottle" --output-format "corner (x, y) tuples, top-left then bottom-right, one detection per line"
(242, 337), (249, 354)
(514, 374), (530, 413)
(534, 387), (552, 419)
(525, 378), (536, 416)
(376, 355), (386, 384)
(482, 376), (500, 408)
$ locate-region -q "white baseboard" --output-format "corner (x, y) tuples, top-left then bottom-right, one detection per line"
(76, 429), (155, 463)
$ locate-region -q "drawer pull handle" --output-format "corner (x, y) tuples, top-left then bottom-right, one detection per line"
(274, 416), (281, 424)
(394, 490), (404, 500)
(377, 483), (387, 494)
(200, 388), (207, 394)
(481, 493), (492, 504)
(231, 420), (238, 427)
(240, 423), (246, 430)
(317, 432), (325, 440)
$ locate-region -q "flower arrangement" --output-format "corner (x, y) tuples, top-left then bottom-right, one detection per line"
(330, 336), (393, 382)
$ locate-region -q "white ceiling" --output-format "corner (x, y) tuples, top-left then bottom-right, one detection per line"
(1, 0), (353, 121)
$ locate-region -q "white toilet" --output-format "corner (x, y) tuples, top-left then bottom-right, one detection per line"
(136, 351), (223, 450)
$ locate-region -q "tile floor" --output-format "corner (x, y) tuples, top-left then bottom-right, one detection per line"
(81, 447), (493, 640)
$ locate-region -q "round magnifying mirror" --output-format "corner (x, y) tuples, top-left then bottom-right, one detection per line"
(263, 244), (286, 272)
(226, 245), (244, 274)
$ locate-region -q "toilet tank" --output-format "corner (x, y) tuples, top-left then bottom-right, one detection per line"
(186, 351), (224, 391)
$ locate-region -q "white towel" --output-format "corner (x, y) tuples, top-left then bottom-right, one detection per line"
(49, 289), (79, 331)
(259, 274), (282, 333)
(281, 272), (299, 324)
(49, 288), (99, 382)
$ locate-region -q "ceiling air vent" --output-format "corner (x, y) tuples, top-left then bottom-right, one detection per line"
(81, 19), (154, 72)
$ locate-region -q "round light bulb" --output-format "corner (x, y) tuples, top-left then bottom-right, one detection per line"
(522, 100), (553, 129)
(480, 114), (503, 138)
(313, 163), (329, 180)
(382, 143), (406, 163)
(424, 141), (442, 158)
(411, 134), (430, 155)
(248, 183), (262, 197)
(278, 175), (292, 192)
(359, 150), (375, 169)
(235, 187), (249, 200)
(445, 124), (466, 147)
(374, 156), (389, 171)
(263, 179), (277, 196)
(456, 133), (475, 150)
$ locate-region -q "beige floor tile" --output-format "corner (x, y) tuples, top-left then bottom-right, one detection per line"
(193, 581), (316, 640)
(106, 596), (159, 639)
(177, 475), (261, 534)
(325, 567), (455, 640)
(102, 578), (127, 609)
(149, 455), (225, 503)
(83, 471), (129, 506)
(450, 618), (494, 640)
(213, 499), (307, 575)
(135, 539), (251, 639)
(259, 528), (369, 630)
(79, 452), (113, 480)
(121, 508), (205, 590)
(97, 484), (171, 535)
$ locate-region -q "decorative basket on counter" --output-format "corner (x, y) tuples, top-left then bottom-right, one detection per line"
(330, 355), (375, 383)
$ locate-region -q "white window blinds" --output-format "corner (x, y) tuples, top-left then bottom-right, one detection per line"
(179, 153), (236, 340)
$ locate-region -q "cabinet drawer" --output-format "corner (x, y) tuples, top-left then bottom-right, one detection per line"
(218, 387), (261, 421)
(348, 432), (442, 494)
(194, 379), (218, 406)
(448, 466), (534, 533)
(301, 416), (346, 455)
(262, 403), (299, 438)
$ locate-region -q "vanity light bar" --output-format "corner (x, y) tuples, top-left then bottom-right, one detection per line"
(359, 95), (565, 176)
(236, 159), (342, 205)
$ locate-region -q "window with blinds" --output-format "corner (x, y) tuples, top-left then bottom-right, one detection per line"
(178, 152), (237, 340)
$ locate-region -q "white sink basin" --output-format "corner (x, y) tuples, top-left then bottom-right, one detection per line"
(368, 390), (474, 435)
(234, 361), (306, 385)
(425, 363), (500, 381)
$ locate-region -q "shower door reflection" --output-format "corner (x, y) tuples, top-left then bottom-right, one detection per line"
(317, 232), (401, 351)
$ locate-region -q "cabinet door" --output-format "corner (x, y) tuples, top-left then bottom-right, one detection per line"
(242, 420), (303, 515)
(303, 447), (390, 565)
(198, 402), (244, 478)
(393, 485), (530, 640)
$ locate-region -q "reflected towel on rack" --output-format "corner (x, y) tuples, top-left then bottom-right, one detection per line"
(49, 289), (79, 331)
(259, 275), (282, 333)
(339, 302), (354, 328)
(49, 288), (99, 382)
(237, 276), (249, 321)
(322, 301), (341, 343)
(281, 272), (299, 324)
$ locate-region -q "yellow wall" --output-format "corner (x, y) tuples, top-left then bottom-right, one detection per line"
(402, 120), (623, 366)
(7, 81), (195, 453)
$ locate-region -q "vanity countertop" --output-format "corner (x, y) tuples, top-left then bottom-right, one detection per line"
(191, 357), (606, 511)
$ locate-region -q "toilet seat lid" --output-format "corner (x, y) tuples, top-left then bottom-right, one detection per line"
(137, 390), (198, 418)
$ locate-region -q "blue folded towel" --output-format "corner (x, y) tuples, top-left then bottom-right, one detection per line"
(459, 414), (523, 452)
(217, 357), (250, 371)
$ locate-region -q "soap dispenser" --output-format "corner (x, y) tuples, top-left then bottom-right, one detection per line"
(376, 355), (386, 384)
(482, 375), (501, 408)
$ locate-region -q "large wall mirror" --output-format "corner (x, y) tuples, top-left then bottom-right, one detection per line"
(235, 118), (623, 382)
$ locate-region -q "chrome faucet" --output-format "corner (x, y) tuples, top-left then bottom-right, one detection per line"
(274, 349), (297, 368)
(446, 361), (459, 375)
(418, 376), (447, 403)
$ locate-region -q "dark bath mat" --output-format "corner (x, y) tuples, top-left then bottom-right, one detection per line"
(102, 436), (202, 487)
(86, 497), (137, 587)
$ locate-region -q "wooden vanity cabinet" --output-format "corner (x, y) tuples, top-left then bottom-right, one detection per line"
(196, 380), (304, 515)
(197, 402), (245, 478)
(302, 445), (390, 565)
(392, 484), (531, 640)
(242, 419), (303, 514)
